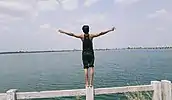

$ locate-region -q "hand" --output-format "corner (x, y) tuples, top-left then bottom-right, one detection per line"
(58, 29), (63, 33)
(111, 27), (116, 31)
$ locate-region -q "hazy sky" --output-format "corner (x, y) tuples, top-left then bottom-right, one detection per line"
(0, 0), (171, 51)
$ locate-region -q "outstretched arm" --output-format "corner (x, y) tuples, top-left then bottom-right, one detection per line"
(91, 27), (116, 38)
(58, 29), (82, 38)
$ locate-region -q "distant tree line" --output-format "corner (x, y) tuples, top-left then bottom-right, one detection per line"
(126, 46), (172, 50)
(0, 46), (172, 54)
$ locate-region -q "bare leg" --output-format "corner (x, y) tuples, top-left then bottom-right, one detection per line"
(84, 68), (89, 87)
(89, 67), (94, 86)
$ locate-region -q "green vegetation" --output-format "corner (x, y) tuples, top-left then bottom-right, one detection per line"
(76, 95), (82, 100)
(125, 91), (153, 100)
(0, 46), (172, 55)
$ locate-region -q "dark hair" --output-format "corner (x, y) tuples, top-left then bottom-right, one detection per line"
(82, 25), (89, 34)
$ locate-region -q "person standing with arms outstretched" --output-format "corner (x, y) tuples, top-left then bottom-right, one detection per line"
(58, 25), (116, 87)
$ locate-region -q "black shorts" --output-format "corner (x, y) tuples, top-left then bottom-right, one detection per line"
(82, 52), (94, 69)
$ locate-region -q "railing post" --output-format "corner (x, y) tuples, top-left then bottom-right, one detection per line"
(86, 86), (94, 100)
(6, 89), (17, 100)
(161, 80), (172, 100)
(151, 81), (162, 100)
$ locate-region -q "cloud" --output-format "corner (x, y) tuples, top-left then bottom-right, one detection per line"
(114, 0), (140, 5)
(37, 0), (59, 11)
(0, 0), (60, 17)
(155, 27), (165, 31)
(0, 25), (10, 32)
(39, 24), (57, 32)
(37, 0), (79, 11)
(60, 0), (78, 11)
(62, 24), (78, 31)
(73, 13), (113, 33)
(0, 0), (59, 12)
(0, 1), (38, 23)
(148, 9), (168, 18)
(77, 13), (106, 25)
(40, 24), (51, 29)
(147, 9), (172, 21)
(0, 0), (59, 24)
(84, 0), (100, 7)
(0, 13), (22, 20)
(0, 1), (32, 12)
(0, 13), (23, 24)
(0, 0), (78, 23)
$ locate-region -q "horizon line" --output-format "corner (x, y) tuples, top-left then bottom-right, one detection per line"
(0, 46), (172, 54)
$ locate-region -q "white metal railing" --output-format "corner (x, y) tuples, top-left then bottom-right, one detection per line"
(0, 80), (171, 100)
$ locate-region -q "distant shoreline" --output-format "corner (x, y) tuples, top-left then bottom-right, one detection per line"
(0, 47), (172, 55)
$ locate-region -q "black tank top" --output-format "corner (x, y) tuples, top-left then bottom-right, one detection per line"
(82, 34), (94, 53)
